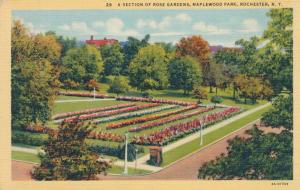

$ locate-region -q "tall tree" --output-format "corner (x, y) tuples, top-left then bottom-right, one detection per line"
(129, 45), (169, 91)
(169, 56), (202, 94)
(32, 119), (110, 180)
(122, 34), (150, 74)
(100, 43), (124, 76)
(11, 20), (61, 129)
(176, 35), (210, 68)
(60, 45), (103, 87)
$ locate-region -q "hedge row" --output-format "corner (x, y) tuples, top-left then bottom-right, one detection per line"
(11, 130), (144, 159)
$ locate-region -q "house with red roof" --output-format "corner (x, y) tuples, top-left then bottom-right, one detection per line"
(85, 35), (118, 48)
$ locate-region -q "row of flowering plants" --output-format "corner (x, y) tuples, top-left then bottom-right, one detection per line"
(87, 131), (124, 142)
(61, 103), (160, 123)
(116, 96), (197, 106)
(131, 107), (242, 146)
(58, 91), (115, 99)
(52, 103), (136, 120)
(25, 123), (124, 142)
(94, 104), (178, 124)
(106, 105), (198, 130)
(129, 106), (215, 132)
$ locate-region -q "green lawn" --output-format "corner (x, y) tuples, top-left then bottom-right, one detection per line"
(107, 165), (151, 175)
(52, 99), (133, 115)
(161, 104), (272, 167)
(12, 151), (40, 163)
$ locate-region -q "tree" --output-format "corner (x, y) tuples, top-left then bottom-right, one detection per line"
(193, 86), (208, 103)
(262, 95), (292, 130)
(45, 31), (77, 58)
(206, 62), (226, 94)
(169, 56), (202, 94)
(122, 34), (150, 74)
(86, 79), (100, 92)
(176, 35), (210, 68)
(11, 20), (61, 129)
(63, 79), (79, 91)
(108, 76), (131, 96)
(129, 45), (169, 91)
(32, 119), (110, 180)
(198, 126), (292, 180)
(213, 48), (241, 98)
(60, 45), (103, 87)
(100, 43), (124, 76)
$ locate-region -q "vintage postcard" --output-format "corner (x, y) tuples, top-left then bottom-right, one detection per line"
(0, 0), (299, 190)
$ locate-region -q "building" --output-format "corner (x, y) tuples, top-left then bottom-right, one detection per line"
(85, 35), (118, 48)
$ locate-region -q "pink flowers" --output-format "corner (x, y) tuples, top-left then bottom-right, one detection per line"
(116, 96), (197, 106)
(87, 131), (124, 142)
(64, 103), (160, 122)
(106, 105), (198, 130)
(59, 91), (115, 99)
(132, 107), (241, 145)
(129, 106), (215, 132)
(52, 103), (136, 120)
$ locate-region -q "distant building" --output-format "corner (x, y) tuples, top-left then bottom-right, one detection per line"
(209, 45), (224, 54)
(85, 35), (118, 48)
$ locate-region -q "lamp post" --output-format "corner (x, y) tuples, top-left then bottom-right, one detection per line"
(123, 133), (128, 175)
(135, 148), (138, 170)
(200, 122), (203, 146)
(93, 87), (96, 100)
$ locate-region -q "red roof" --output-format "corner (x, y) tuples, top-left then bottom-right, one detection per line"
(86, 39), (118, 47)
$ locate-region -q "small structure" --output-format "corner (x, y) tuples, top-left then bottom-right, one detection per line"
(148, 146), (163, 166)
(85, 35), (118, 48)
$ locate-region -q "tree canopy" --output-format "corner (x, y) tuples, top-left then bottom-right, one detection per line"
(60, 45), (103, 87)
(169, 56), (202, 94)
(11, 20), (61, 129)
(100, 43), (124, 76)
(129, 44), (169, 91)
(32, 120), (110, 180)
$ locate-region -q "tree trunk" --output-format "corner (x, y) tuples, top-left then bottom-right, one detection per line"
(209, 85), (213, 93)
(244, 97), (247, 104)
(215, 87), (218, 95)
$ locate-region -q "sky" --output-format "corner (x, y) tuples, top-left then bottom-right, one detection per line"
(12, 9), (270, 47)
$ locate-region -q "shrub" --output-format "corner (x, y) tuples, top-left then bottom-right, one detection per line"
(211, 96), (223, 104)
(12, 130), (48, 146)
(118, 143), (137, 161)
(193, 86), (208, 102)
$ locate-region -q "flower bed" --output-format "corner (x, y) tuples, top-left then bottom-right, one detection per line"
(106, 105), (198, 130)
(129, 106), (215, 132)
(59, 91), (115, 99)
(87, 131), (124, 142)
(25, 123), (124, 143)
(116, 96), (197, 106)
(63, 103), (160, 123)
(52, 103), (136, 120)
(131, 107), (242, 145)
(95, 104), (178, 124)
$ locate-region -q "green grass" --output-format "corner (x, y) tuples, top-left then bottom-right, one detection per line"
(107, 165), (151, 175)
(52, 99), (133, 115)
(12, 151), (40, 163)
(161, 104), (272, 167)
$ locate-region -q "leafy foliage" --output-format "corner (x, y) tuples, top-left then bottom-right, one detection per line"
(11, 21), (61, 129)
(60, 45), (103, 87)
(32, 119), (110, 180)
(193, 86), (208, 102)
(118, 143), (137, 162)
(100, 43), (124, 76)
(108, 76), (131, 95)
(129, 45), (169, 91)
(262, 95), (293, 130)
(211, 96), (223, 104)
(198, 126), (292, 180)
(169, 56), (202, 94)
